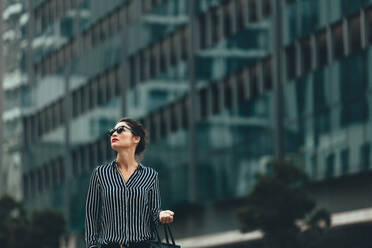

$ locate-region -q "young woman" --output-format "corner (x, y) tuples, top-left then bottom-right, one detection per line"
(85, 117), (174, 248)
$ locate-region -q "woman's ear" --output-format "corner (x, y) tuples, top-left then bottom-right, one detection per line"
(133, 135), (141, 144)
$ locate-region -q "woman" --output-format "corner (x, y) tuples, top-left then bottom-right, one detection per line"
(85, 117), (174, 248)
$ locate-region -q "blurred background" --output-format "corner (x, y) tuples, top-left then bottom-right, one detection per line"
(1, 0), (372, 247)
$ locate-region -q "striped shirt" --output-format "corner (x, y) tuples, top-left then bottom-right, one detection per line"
(85, 160), (162, 248)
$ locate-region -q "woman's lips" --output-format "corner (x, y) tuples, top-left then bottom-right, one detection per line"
(112, 138), (119, 143)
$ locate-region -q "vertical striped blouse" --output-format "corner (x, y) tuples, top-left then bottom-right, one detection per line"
(85, 160), (162, 248)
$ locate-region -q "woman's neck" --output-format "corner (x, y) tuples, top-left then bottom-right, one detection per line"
(116, 150), (138, 170)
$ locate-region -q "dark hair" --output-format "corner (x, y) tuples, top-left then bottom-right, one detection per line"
(116, 117), (148, 156)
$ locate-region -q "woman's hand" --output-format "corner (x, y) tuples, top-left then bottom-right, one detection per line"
(159, 210), (174, 224)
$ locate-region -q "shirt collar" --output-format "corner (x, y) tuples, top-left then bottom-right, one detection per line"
(111, 160), (144, 170)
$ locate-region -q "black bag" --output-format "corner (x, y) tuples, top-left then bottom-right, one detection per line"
(146, 224), (181, 248)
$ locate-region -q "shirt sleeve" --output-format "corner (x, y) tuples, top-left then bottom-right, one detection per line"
(149, 172), (162, 225)
(85, 167), (101, 248)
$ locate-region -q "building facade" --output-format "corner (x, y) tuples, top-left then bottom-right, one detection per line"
(13, 0), (372, 247)
(1, 0), (28, 200)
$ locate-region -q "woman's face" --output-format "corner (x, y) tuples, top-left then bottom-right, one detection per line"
(110, 122), (140, 152)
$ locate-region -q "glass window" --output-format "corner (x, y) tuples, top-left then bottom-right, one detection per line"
(37, 169), (43, 193)
(80, 86), (86, 113)
(22, 117), (29, 145)
(53, 102), (59, 126)
(107, 69), (115, 101)
(263, 57), (272, 90)
(199, 13), (207, 49)
(248, 0), (258, 22)
(83, 31), (92, 51)
(181, 27), (189, 60)
(262, 0), (271, 17)
(149, 115), (156, 141)
(72, 40), (79, 58)
(89, 144), (97, 170)
(44, 165), (51, 190)
(142, 0), (151, 13)
(313, 70), (328, 113)
(23, 174), (29, 199)
(99, 20), (107, 42)
(72, 91), (79, 117)
(72, 151), (79, 177)
(341, 0), (364, 16)
(326, 153), (335, 178)
(199, 87), (208, 118)
(104, 72), (111, 103)
(367, 6), (372, 44)
(311, 154), (318, 179)
(170, 104), (178, 132)
(52, 162), (59, 186)
(47, 103), (56, 130)
(64, 0), (71, 11)
(249, 64), (259, 98)
(181, 98), (189, 129)
(57, 49), (64, 70)
(50, 54), (56, 74)
(340, 53), (367, 126)
(56, 0), (62, 19)
(79, 147), (86, 172)
(313, 71), (331, 145)
(93, 77), (101, 107)
(237, 0), (248, 30)
(316, 30), (328, 67)
(59, 99), (65, 125)
(341, 148), (350, 175)
(30, 172), (36, 197)
(160, 111), (168, 137)
(223, 1), (233, 37)
(149, 47), (156, 78)
(160, 40), (167, 73)
(118, 4), (128, 30)
(211, 82), (220, 114)
(301, 0), (320, 36)
(331, 21), (345, 60)
(114, 67), (120, 95)
(170, 33), (179, 66)
(139, 50), (146, 82)
(360, 143), (370, 171)
(224, 78), (233, 109)
(236, 70), (247, 104)
(127, 1), (136, 23)
(41, 59), (47, 76)
(106, 137), (114, 162)
(108, 13), (116, 35)
(91, 24), (99, 46)
(32, 115), (39, 140)
(64, 43), (72, 65)
(96, 140), (104, 165)
(349, 14), (362, 53)
(58, 158), (65, 183)
(98, 75), (107, 105)
(211, 7), (220, 43)
(286, 44), (296, 80)
(39, 111), (45, 137)
(300, 37), (312, 74)
(283, 1), (298, 45)
(341, 98), (367, 127)
(46, 1), (52, 26)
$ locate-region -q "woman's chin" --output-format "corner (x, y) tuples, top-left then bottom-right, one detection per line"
(111, 143), (120, 150)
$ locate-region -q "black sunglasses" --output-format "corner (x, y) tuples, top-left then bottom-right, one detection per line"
(108, 125), (133, 136)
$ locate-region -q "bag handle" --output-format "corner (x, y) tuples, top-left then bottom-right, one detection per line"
(164, 224), (176, 246)
(152, 223), (176, 246)
(152, 222), (162, 244)
(164, 224), (170, 244)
